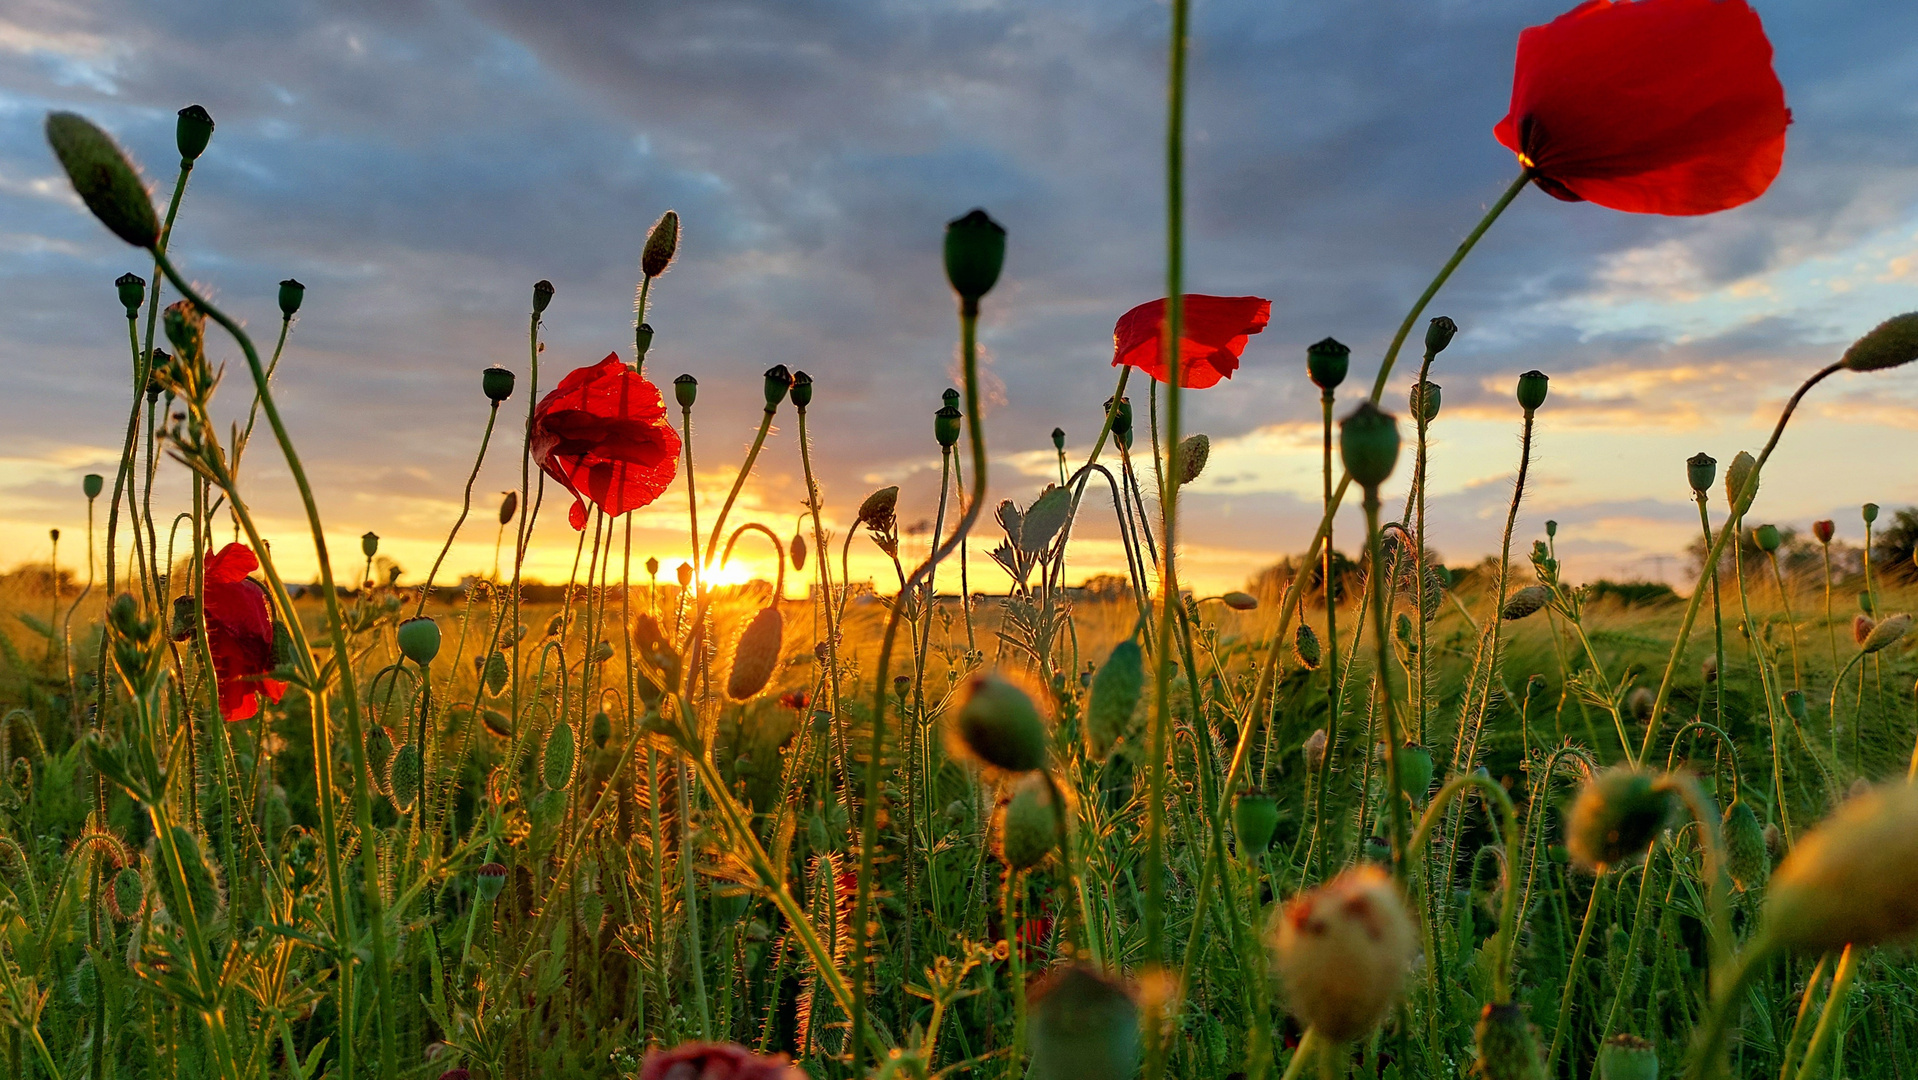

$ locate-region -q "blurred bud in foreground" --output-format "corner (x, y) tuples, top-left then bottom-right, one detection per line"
(1765, 782), (1918, 953)
(1027, 966), (1140, 1080)
(1268, 865), (1416, 1042)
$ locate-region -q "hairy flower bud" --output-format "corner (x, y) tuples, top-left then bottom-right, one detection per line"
(951, 672), (1048, 772)
(1839, 312), (1918, 372)
(727, 606), (784, 700)
(1177, 433), (1209, 485)
(1860, 612), (1910, 653)
(175, 104), (214, 162)
(1028, 966), (1140, 1080)
(1085, 640), (1142, 760)
(1221, 590), (1258, 611)
(1293, 623), (1322, 670)
(482, 365), (515, 403)
(1686, 452), (1716, 495)
(1233, 791), (1280, 860)
(1269, 865), (1417, 1042)
(46, 112), (159, 248)
(1306, 337), (1350, 391)
(1338, 402), (1400, 489)
(1724, 451), (1759, 516)
(642, 210), (679, 278)
(1502, 584), (1551, 621)
(1567, 768), (1673, 872)
(1723, 798), (1769, 894)
(1765, 782), (1918, 952)
(1516, 369), (1550, 412)
(857, 486), (899, 531)
(499, 491), (518, 526)
(944, 208), (1007, 306)
(997, 772), (1062, 870)
(1395, 743), (1435, 804)
(789, 532), (807, 572)
(542, 720), (576, 790)
(1410, 380), (1441, 423)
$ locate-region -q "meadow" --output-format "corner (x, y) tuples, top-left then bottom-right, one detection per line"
(7, 1), (1918, 1079)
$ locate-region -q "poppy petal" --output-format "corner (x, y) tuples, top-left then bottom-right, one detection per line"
(1112, 295), (1272, 389)
(532, 353), (682, 529)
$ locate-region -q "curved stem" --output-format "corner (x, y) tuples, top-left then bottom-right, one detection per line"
(1407, 771), (1521, 1002)
(417, 402), (501, 615)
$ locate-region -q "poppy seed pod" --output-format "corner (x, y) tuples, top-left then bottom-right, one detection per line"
(1306, 336), (1350, 391)
(727, 606), (784, 700)
(1813, 519), (1835, 545)
(673, 373), (697, 409)
(1753, 523), (1780, 552)
(1863, 502), (1880, 524)
(482, 365), (515, 403)
(1233, 791), (1280, 859)
(1410, 380), (1441, 423)
(1473, 1002), (1546, 1080)
(1515, 369), (1550, 412)
(645, 556), (659, 577)
(1027, 965), (1141, 1080)
(1502, 584), (1551, 621)
(641, 210), (679, 278)
(1861, 612), (1910, 653)
(935, 404), (963, 448)
(996, 772), (1062, 870)
(634, 322), (655, 361)
(1293, 623), (1322, 670)
(397, 617), (441, 666)
(1764, 782), (1918, 953)
(1725, 451), (1760, 516)
(276, 277), (304, 317)
(1338, 402), (1401, 489)
(943, 386), (961, 410)
(115, 272), (145, 316)
(762, 365), (792, 409)
(677, 562), (694, 588)
(1686, 452), (1717, 495)
(1596, 1035), (1658, 1080)
(1051, 427), (1065, 451)
(1085, 639), (1142, 760)
(498, 491), (517, 526)
(951, 672), (1048, 772)
(83, 473), (103, 499)
(1177, 433), (1210, 485)
(361, 531), (379, 558)
(175, 104), (214, 162)
(944, 208), (1006, 306)
(1723, 798), (1769, 894)
(857, 486), (899, 531)
(46, 112), (159, 249)
(1269, 865), (1418, 1042)
(1425, 316), (1458, 356)
(532, 279), (554, 314)
(1567, 767), (1674, 872)
(1839, 312), (1918, 372)
(788, 370), (812, 409)
(789, 533), (807, 571)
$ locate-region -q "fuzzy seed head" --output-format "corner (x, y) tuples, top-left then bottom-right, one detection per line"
(1725, 451), (1760, 516)
(1861, 612), (1910, 653)
(1839, 312), (1918, 372)
(1723, 799), (1770, 894)
(1293, 623), (1322, 670)
(1177, 432), (1210, 485)
(1269, 865), (1417, 1043)
(1567, 768), (1673, 872)
(1304, 728), (1328, 774)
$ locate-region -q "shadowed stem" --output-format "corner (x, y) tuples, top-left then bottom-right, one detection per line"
(1768, 550), (1802, 688)
(1699, 495), (1728, 730)
(1362, 488), (1409, 880)
(1308, 386), (1339, 880)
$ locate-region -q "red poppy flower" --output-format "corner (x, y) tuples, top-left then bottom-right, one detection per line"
(778, 689), (810, 712)
(1494, 0), (1789, 217)
(1112, 295), (1271, 389)
(639, 1042), (805, 1080)
(530, 353), (683, 529)
(194, 542), (286, 723)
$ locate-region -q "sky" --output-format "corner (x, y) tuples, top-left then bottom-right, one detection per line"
(2, 0), (1916, 596)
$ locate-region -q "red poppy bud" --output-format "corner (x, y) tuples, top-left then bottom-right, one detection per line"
(1494, 0), (1788, 216)
(1113, 295), (1271, 389)
(45, 112), (159, 249)
(1813, 519), (1835, 545)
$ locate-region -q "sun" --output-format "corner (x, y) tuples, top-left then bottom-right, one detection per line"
(699, 558), (760, 589)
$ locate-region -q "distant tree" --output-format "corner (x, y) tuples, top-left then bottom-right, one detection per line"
(1872, 506), (1918, 585)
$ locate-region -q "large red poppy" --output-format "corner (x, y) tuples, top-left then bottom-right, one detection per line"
(188, 542), (287, 723)
(1112, 295), (1271, 389)
(530, 353), (682, 529)
(1494, 0), (1789, 217)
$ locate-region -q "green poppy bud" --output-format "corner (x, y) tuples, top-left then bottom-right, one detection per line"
(1839, 312), (1918, 373)
(1861, 612), (1911, 654)
(944, 208), (1006, 308)
(115, 272), (145, 316)
(397, 616), (441, 666)
(1306, 336), (1350, 391)
(361, 531), (379, 558)
(482, 651), (510, 696)
(388, 742), (422, 812)
(278, 278), (305, 317)
(1106, 396), (1133, 440)
(175, 104), (214, 162)
(1474, 1002), (1547, 1080)
(498, 492), (517, 526)
(1545, 519), (1557, 538)
(1292, 623), (1321, 670)
(1232, 791), (1280, 858)
(1765, 781), (1918, 952)
(46, 112), (159, 248)
(1410, 380), (1440, 423)
(474, 862), (507, 902)
(1567, 767), (1673, 872)
(1338, 401), (1400, 489)
(996, 772), (1062, 870)
(674, 372), (697, 408)
(111, 866), (144, 920)
(641, 210), (679, 278)
(1395, 743), (1434, 804)
(1686, 452), (1716, 495)
(1221, 591), (1258, 611)
(1085, 639), (1142, 760)
(482, 365), (515, 403)
(762, 364), (792, 409)
(1028, 966), (1140, 1080)
(789, 369), (813, 409)
(1723, 798), (1769, 893)
(1596, 1035), (1657, 1080)
(543, 721), (576, 789)
(950, 672), (1048, 772)
(1725, 451), (1759, 516)
(935, 404), (963, 448)
(1516, 369), (1550, 412)
(1753, 523), (1780, 553)
(1425, 316), (1458, 356)
(163, 300), (204, 360)
(83, 473), (103, 499)
(726, 606), (784, 700)
(532, 279), (554, 314)
(1051, 426), (1065, 452)
(1863, 501), (1880, 524)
